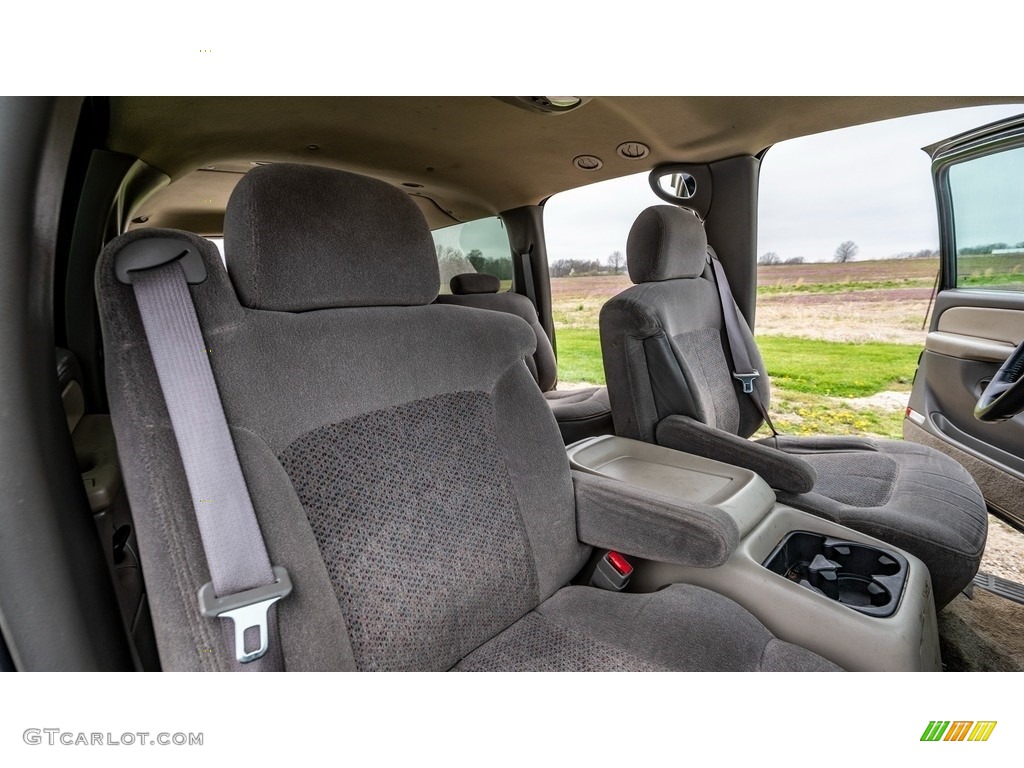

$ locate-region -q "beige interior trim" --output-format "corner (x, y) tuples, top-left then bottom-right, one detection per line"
(566, 435), (773, 537)
(937, 306), (1024, 346)
(108, 96), (1021, 234)
(634, 504), (940, 671)
(925, 330), (1015, 363)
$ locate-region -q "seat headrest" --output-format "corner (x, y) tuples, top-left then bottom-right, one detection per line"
(224, 164), (440, 311)
(626, 205), (708, 283)
(450, 273), (500, 295)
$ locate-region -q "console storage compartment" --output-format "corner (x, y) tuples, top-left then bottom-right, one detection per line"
(567, 435), (940, 671)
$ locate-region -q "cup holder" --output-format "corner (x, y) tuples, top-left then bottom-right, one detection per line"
(763, 531), (909, 618)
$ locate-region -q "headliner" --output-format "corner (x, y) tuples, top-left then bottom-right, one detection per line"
(108, 96), (1021, 233)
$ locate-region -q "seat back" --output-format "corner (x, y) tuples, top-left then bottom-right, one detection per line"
(599, 205), (770, 442)
(96, 164), (588, 671)
(436, 273), (557, 391)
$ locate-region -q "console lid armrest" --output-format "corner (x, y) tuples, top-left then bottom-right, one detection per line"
(657, 415), (817, 494)
(572, 469), (739, 568)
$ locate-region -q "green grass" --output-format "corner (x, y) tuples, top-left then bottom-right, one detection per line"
(554, 329), (920, 439)
(757, 278), (933, 295)
(958, 274), (1024, 290)
(755, 390), (906, 440)
(555, 328), (606, 384)
(754, 336), (919, 397)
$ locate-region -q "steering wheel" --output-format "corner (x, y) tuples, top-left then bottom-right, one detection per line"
(975, 339), (1024, 422)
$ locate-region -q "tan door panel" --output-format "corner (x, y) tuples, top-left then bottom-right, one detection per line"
(925, 331), (1016, 362)
(936, 306), (1024, 346)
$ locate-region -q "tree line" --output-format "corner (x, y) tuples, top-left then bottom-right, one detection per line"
(436, 245), (514, 285)
(550, 250), (626, 278)
(958, 242), (1024, 255)
(759, 241), (942, 265)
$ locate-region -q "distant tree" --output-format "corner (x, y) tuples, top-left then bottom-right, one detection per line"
(435, 244), (475, 286)
(608, 250), (626, 274)
(550, 258), (605, 277)
(549, 259), (572, 278)
(758, 251), (781, 266)
(783, 256), (804, 264)
(833, 240), (858, 263)
(959, 243), (1008, 255)
(466, 249), (485, 272)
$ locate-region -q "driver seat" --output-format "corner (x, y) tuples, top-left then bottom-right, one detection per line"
(599, 205), (989, 609)
(94, 166), (839, 671)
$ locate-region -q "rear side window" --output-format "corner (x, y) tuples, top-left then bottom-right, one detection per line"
(431, 216), (513, 294)
(949, 145), (1024, 291)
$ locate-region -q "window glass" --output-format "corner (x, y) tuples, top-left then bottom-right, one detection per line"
(543, 171), (660, 385)
(430, 217), (513, 295)
(949, 146), (1024, 291)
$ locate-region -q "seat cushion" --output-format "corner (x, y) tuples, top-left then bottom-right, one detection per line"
(543, 386), (613, 444)
(454, 583), (841, 671)
(773, 436), (988, 609)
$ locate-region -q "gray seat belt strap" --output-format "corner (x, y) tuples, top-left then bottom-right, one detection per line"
(519, 245), (538, 309)
(117, 239), (290, 668)
(706, 246), (779, 438)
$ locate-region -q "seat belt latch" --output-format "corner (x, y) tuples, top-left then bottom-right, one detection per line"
(590, 551), (633, 592)
(198, 566), (293, 664)
(732, 371), (760, 394)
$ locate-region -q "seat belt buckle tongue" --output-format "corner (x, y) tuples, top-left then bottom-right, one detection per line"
(732, 371), (760, 394)
(198, 566), (292, 664)
(590, 551), (633, 592)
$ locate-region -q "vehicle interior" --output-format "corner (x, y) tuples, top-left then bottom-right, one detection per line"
(2, 95), (1024, 672)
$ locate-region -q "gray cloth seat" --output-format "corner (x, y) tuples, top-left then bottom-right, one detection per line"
(436, 272), (612, 444)
(600, 205), (988, 609)
(95, 164), (838, 671)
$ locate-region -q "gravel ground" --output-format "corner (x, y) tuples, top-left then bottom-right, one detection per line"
(981, 513), (1024, 582)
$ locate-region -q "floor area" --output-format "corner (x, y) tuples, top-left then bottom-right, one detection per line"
(938, 512), (1024, 671)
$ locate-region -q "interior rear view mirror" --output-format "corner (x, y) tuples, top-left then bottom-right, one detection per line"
(650, 169), (697, 202)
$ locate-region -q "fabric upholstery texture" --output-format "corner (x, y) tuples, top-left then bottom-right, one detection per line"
(224, 164), (439, 311)
(435, 289), (557, 391)
(542, 387), (614, 444)
(572, 470), (738, 567)
(450, 272), (501, 295)
(601, 204), (989, 610)
(627, 205), (708, 283)
(542, 386), (610, 415)
(437, 275), (613, 443)
(97, 228), (589, 670)
(454, 611), (667, 671)
(801, 451), (898, 507)
(97, 168), (838, 673)
(672, 328), (743, 433)
(457, 585), (841, 672)
(279, 391), (539, 671)
(600, 278), (767, 442)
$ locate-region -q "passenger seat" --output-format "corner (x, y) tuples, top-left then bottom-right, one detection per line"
(436, 272), (612, 443)
(599, 205), (988, 609)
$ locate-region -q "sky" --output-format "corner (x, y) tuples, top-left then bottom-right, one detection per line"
(545, 104), (1024, 265)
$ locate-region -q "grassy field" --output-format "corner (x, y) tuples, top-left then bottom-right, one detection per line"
(552, 258), (940, 440)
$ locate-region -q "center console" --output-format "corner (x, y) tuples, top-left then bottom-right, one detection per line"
(567, 435), (941, 672)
